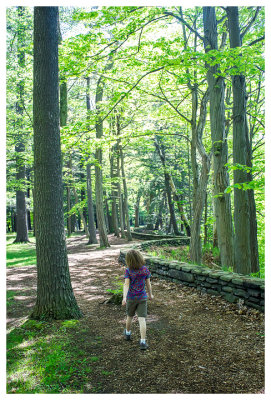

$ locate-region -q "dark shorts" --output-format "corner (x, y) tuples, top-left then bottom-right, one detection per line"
(126, 298), (147, 318)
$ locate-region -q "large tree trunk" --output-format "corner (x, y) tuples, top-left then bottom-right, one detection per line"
(226, 6), (252, 275)
(14, 6), (29, 243)
(203, 7), (234, 268)
(31, 6), (82, 320)
(95, 75), (110, 247)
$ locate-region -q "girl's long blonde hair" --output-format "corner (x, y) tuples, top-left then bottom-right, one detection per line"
(125, 249), (145, 271)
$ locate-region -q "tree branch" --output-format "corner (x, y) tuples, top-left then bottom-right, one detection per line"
(162, 10), (204, 42)
(247, 35), (265, 46)
(240, 7), (261, 39)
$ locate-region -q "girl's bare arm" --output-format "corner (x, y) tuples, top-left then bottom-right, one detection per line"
(146, 278), (154, 299)
(122, 278), (130, 305)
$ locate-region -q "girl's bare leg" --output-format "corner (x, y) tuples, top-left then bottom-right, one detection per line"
(126, 316), (133, 332)
(138, 317), (146, 340)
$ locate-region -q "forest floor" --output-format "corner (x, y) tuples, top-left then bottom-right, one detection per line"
(6, 234), (265, 394)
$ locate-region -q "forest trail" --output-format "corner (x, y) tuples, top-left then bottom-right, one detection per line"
(7, 235), (264, 394)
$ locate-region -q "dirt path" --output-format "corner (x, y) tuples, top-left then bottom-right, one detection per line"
(6, 234), (265, 394)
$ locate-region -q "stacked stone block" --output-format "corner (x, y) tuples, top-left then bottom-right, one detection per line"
(118, 238), (264, 313)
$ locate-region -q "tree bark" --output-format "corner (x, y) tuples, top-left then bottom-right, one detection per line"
(134, 189), (141, 227)
(116, 146), (125, 238)
(245, 102), (259, 273)
(226, 6), (252, 274)
(14, 6), (29, 243)
(95, 75), (110, 247)
(85, 77), (98, 244)
(26, 168), (32, 231)
(31, 6), (82, 320)
(86, 163), (98, 244)
(168, 175), (191, 236)
(203, 192), (208, 247)
(109, 145), (120, 237)
(72, 186), (89, 237)
(154, 191), (165, 230)
(203, 6), (234, 268)
(104, 193), (113, 233)
(66, 185), (72, 236)
(189, 89), (211, 264)
(119, 141), (132, 241)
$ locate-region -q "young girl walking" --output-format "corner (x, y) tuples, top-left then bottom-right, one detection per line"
(122, 249), (153, 350)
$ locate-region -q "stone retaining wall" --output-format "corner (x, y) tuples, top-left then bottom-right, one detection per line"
(130, 231), (188, 241)
(119, 239), (264, 313)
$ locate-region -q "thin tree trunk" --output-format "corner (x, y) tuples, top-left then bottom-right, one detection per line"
(86, 163), (98, 244)
(14, 6), (29, 243)
(66, 155), (73, 236)
(72, 186), (89, 237)
(80, 161), (87, 226)
(204, 192), (208, 247)
(66, 185), (72, 236)
(26, 168), (32, 231)
(95, 75), (110, 248)
(11, 208), (16, 232)
(110, 146), (120, 237)
(85, 77), (98, 244)
(31, 6), (82, 320)
(116, 147), (125, 238)
(104, 194), (113, 233)
(155, 192), (165, 230)
(154, 136), (179, 235)
(119, 141), (132, 241)
(134, 190), (141, 228)
(168, 175), (191, 236)
(245, 105), (259, 273)
(187, 87), (211, 264)
(227, 6), (251, 274)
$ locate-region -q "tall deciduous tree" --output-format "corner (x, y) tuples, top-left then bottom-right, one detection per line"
(203, 6), (234, 268)
(226, 6), (251, 274)
(31, 6), (82, 320)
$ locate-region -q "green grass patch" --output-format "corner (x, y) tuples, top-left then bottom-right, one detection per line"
(147, 245), (195, 266)
(7, 290), (17, 308)
(7, 319), (104, 394)
(6, 234), (36, 268)
(146, 244), (263, 278)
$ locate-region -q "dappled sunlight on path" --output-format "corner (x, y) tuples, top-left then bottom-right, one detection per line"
(6, 234), (264, 394)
